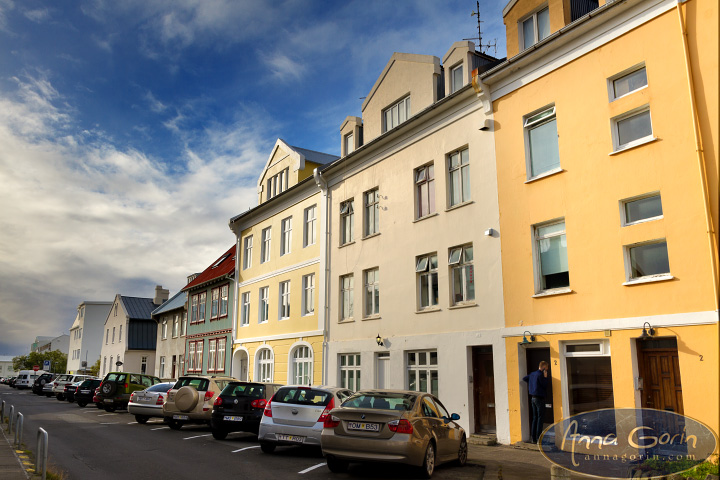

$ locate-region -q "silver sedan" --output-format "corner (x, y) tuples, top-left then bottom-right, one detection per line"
(128, 382), (176, 424)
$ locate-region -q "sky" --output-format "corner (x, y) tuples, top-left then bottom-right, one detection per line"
(0, 0), (507, 356)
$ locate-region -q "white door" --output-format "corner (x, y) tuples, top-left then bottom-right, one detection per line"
(375, 353), (389, 389)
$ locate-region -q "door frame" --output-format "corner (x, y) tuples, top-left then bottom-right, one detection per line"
(471, 345), (496, 434)
(519, 342), (551, 442)
(635, 337), (683, 414)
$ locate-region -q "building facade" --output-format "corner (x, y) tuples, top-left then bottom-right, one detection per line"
(67, 301), (112, 374)
(0, 356), (17, 378)
(151, 291), (187, 380)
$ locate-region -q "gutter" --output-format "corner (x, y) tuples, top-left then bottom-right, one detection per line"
(313, 167), (330, 385)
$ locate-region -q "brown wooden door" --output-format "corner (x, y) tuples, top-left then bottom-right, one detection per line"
(472, 347), (496, 433)
(638, 340), (683, 414)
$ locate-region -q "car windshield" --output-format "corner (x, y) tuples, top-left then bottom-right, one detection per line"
(79, 380), (94, 387)
(274, 387), (332, 406)
(342, 393), (416, 411)
(105, 373), (126, 383)
(146, 383), (173, 393)
(221, 383), (265, 397)
(173, 378), (209, 391)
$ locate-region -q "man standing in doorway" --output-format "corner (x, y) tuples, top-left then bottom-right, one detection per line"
(523, 360), (549, 444)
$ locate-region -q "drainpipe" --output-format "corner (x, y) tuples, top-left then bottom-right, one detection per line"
(229, 221), (241, 378)
(313, 167), (330, 385)
(675, 0), (719, 309)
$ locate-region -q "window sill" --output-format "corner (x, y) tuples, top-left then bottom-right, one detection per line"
(413, 213), (439, 224)
(532, 287), (573, 298)
(448, 302), (477, 310)
(445, 200), (474, 213)
(362, 314), (381, 321)
(525, 167), (564, 184)
(609, 137), (658, 155)
(623, 215), (663, 227)
(339, 241), (356, 249)
(362, 232), (381, 241)
(416, 307), (441, 314)
(623, 274), (673, 286)
(279, 317), (290, 321)
(338, 318), (355, 324)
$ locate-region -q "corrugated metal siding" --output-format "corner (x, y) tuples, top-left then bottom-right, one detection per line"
(128, 320), (157, 350)
(571, 0), (599, 22)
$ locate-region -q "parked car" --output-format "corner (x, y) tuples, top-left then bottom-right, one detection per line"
(64, 380), (87, 402)
(15, 370), (48, 389)
(97, 372), (161, 412)
(75, 379), (102, 407)
(42, 379), (55, 397)
(52, 374), (93, 400)
(32, 373), (56, 395)
(128, 381), (175, 423)
(163, 376), (237, 430)
(93, 386), (104, 409)
(320, 390), (467, 478)
(8, 376), (18, 388)
(210, 381), (283, 439)
(258, 385), (353, 453)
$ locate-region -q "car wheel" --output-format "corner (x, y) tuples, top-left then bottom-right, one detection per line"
(260, 442), (276, 454)
(456, 435), (468, 466)
(96, 402), (104, 409)
(77, 401), (87, 408)
(56, 394), (64, 401)
(104, 406), (117, 413)
(45, 393), (53, 398)
(66, 397), (74, 402)
(135, 415), (149, 424)
(168, 420), (183, 430)
(212, 429), (228, 440)
(326, 455), (349, 473)
(420, 442), (436, 479)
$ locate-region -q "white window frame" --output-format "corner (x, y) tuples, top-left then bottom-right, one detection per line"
(290, 344), (313, 385)
(216, 338), (226, 373)
(363, 268), (380, 317)
(415, 163), (435, 219)
(524, 105), (560, 180)
(340, 199), (354, 245)
(364, 188), (379, 237)
(532, 219), (570, 294)
(620, 192), (663, 227)
(448, 245), (475, 305)
(623, 239), (672, 284)
(210, 287), (220, 319)
(261, 227), (271, 263)
(611, 105), (654, 153)
(303, 205), (316, 247)
(608, 64), (648, 102)
(560, 339), (612, 417)
(406, 350), (439, 396)
(161, 320), (168, 340)
(519, 5), (550, 51)
(450, 63), (464, 93)
(208, 339), (216, 372)
(340, 274), (354, 321)
(259, 286), (269, 323)
(240, 291), (251, 326)
(302, 274), (315, 316)
(280, 216), (292, 256)
(198, 292), (207, 323)
(416, 253), (439, 309)
(243, 235), (253, 270)
(172, 315), (179, 338)
(448, 148), (471, 207)
(255, 347), (274, 382)
(279, 280), (291, 320)
(220, 284), (229, 317)
(339, 353), (361, 391)
(344, 132), (354, 155)
(383, 95), (411, 133)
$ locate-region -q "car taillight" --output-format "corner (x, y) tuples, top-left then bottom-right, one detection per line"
(156, 395), (164, 406)
(204, 391), (214, 402)
(263, 397), (273, 417)
(317, 397), (335, 423)
(214, 396), (223, 407)
(130, 392), (135, 401)
(323, 415), (340, 429)
(167, 388), (173, 395)
(124, 383), (128, 390)
(250, 399), (267, 409)
(388, 419), (414, 434)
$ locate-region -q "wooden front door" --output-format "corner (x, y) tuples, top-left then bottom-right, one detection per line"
(637, 338), (683, 413)
(472, 346), (496, 433)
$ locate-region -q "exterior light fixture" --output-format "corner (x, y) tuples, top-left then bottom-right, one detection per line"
(376, 334), (384, 347)
(521, 331), (535, 345)
(639, 322), (655, 340)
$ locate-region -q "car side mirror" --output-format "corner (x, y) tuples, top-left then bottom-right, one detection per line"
(443, 413), (461, 424)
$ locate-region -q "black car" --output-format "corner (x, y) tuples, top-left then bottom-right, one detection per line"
(211, 382), (282, 440)
(74, 379), (102, 408)
(64, 382), (81, 402)
(32, 373), (56, 395)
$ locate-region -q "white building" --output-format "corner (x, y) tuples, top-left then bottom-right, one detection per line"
(0, 356), (17, 378)
(67, 301), (112, 374)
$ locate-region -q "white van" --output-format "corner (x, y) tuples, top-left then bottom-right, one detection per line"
(15, 370), (48, 389)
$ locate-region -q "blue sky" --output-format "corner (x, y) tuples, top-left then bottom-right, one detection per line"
(0, 0), (507, 356)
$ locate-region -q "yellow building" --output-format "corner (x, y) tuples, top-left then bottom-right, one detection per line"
(228, 139), (338, 385)
(476, 0), (718, 443)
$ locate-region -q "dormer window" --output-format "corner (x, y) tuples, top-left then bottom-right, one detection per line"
(344, 132), (354, 155)
(267, 167), (289, 201)
(520, 6), (550, 51)
(383, 96), (411, 133)
(451, 64), (464, 93)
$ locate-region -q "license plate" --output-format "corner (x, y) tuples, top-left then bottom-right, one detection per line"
(173, 415), (189, 420)
(347, 422), (380, 432)
(277, 434), (305, 443)
(80, 390), (90, 394)
(223, 415), (243, 422)
(103, 399), (113, 403)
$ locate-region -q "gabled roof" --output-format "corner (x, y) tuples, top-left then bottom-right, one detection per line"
(183, 244), (236, 292)
(257, 139), (338, 191)
(120, 296), (158, 321)
(291, 145), (339, 165)
(151, 290), (187, 316)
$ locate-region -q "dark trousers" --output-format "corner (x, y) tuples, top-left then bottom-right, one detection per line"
(531, 396), (546, 443)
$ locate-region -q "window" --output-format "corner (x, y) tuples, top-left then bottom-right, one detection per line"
(451, 64), (464, 93)
(279, 281), (291, 320)
(208, 340), (216, 372)
(181, 312), (187, 336)
(266, 167), (290, 201)
(364, 268), (380, 317)
(525, 106), (560, 179)
(416, 253), (439, 309)
(280, 217), (292, 256)
(364, 188), (379, 236)
(240, 292), (251, 326)
(261, 227), (271, 263)
(220, 285), (228, 317)
(564, 341), (613, 415)
(211, 288), (220, 319)
(191, 294), (199, 323)
(217, 338), (226, 373)
(161, 320), (168, 339)
(106, 329), (109, 344)
(188, 342), (196, 371)
(610, 66), (647, 100)
(243, 235), (253, 270)
(383, 96), (410, 132)
(114, 304), (117, 316)
(159, 357), (166, 378)
(340, 199), (354, 245)
(259, 287), (269, 323)
(415, 164), (435, 218)
(625, 240), (670, 281)
(344, 132), (354, 155)
(103, 357), (106, 375)
(448, 245), (474, 304)
(612, 107), (653, 151)
(172, 314), (179, 338)
(195, 343), (203, 373)
(291, 345), (313, 385)
(256, 348), (274, 382)
(621, 193), (663, 226)
(448, 148), (470, 206)
(340, 354), (361, 391)
(407, 350), (438, 396)
(340, 275), (354, 321)
(302, 274), (315, 316)
(112, 327), (115, 343)
(141, 356), (147, 374)
(520, 6), (550, 51)
(119, 325), (122, 342)
(303, 205), (316, 247)
(198, 292), (207, 322)
(534, 220), (569, 292)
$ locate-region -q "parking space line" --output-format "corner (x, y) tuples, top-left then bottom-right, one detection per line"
(98, 413), (117, 416)
(231, 446), (260, 453)
(100, 422), (119, 425)
(183, 434), (212, 440)
(151, 427), (169, 431)
(298, 463), (326, 474)
(127, 422), (137, 424)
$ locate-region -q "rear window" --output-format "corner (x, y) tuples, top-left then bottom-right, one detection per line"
(174, 377), (209, 391)
(342, 393), (416, 411)
(221, 383), (266, 398)
(105, 373), (127, 383)
(57, 375), (72, 382)
(274, 387), (332, 406)
(146, 383), (173, 393)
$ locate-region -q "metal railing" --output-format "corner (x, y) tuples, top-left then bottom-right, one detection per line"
(36, 427), (48, 480)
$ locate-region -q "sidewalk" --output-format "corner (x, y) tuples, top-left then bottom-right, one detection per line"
(468, 442), (553, 479)
(0, 425), (30, 480)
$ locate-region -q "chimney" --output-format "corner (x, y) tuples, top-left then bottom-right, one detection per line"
(154, 285), (169, 305)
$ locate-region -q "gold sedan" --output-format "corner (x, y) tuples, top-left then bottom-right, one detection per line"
(320, 390), (467, 478)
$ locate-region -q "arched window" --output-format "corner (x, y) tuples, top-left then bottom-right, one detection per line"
(290, 345), (313, 385)
(255, 348), (274, 382)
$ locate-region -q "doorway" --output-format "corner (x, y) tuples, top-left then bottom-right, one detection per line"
(637, 337), (683, 413)
(472, 346), (496, 433)
(171, 355), (176, 378)
(375, 352), (389, 389)
(525, 347), (554, 434)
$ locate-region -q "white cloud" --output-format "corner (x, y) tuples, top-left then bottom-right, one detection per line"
(263, 53), (307, 81)
(23, 8), (50, 23)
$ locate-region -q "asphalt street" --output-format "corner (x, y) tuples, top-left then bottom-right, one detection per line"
(0, 385), (483, 480)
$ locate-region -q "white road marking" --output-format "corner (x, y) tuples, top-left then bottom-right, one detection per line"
(81, 411), (97, 414)
(98, 413), (117, 416)
(299, 463), (326, 474)
(100, 422), (119, 425)
(127, 422), (137, 424)
(151, 427), (169, 431)
(232, 446), (261, 453)
(183, 434), (212, 440)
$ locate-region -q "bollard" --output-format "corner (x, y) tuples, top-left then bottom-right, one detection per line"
(0, 399), (4, 423)
(550, 464), (572, 479)
(8, 405), (14, 433)
(14, 412), (23, 447)
(36, 427), (48, 480)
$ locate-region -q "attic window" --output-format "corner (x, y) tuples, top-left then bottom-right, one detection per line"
(212, 254), (230, 268)
(383, 96), (411, 133)
(520, 6), (550, 51)
(451, 64), (464, 93)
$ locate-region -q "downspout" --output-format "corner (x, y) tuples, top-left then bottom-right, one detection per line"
(229, 220), (241, 378)
(676, 0), (719, 308)
(313, 167), (330, 385)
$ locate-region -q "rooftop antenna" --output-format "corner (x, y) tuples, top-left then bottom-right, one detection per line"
(466, 0), (497, 56)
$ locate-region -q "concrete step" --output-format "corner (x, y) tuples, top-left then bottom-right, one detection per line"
(469, 433), (497, 446)
(512, 441), (540, 451)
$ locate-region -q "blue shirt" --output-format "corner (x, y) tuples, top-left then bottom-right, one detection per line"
(523, 369), (548, 397)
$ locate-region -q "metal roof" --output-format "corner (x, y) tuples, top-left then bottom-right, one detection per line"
(151, 290), (187, 316)
(120, 296), (158, 320)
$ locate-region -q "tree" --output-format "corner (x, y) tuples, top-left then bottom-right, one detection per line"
(12, 350), (68, 373)
(88, 358), (101, 376)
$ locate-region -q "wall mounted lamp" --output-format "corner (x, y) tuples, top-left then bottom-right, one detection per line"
(639, 322), (655, 340)
(376, 334), (384, 347)
(521, 331), (535, 345)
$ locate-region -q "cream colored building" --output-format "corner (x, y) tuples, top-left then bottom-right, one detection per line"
(315, 42), (511, 441)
